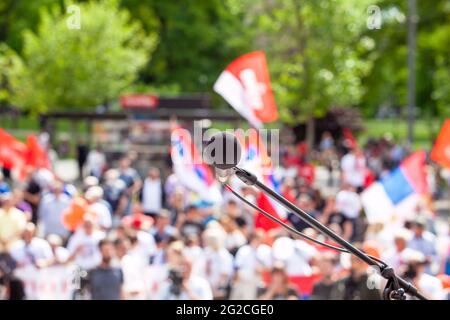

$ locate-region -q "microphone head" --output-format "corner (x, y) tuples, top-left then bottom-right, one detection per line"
(203, 132), (242, 170)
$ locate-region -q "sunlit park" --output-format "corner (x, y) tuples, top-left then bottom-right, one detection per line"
(0, 0), (449, 301)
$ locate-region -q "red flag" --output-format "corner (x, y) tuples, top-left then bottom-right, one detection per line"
(0, 128), (27, 170)
(342, 128), (357, 149)
(431, 119), (450, 169)
(214, 51), (278, 128)
(25, 135), (51, 170)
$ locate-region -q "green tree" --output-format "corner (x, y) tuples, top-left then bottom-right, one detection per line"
(8, 0), (157, 113)
(234, 0), (374, 148)
(120, 0), (250, 93)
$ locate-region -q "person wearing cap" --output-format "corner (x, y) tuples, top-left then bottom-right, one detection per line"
(381, 228), (412, 270)
(85, 186), (112, 230)
(0, 193), (27, 253)
(401, 249), (445, 300)
(9, 222), (54, 268)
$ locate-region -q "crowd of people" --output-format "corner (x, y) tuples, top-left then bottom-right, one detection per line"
(0, 130), (449, 300)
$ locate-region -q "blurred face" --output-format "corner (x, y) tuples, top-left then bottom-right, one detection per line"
(318, 257), (335, 277)
(23, 225), (35, 243)
(100, 243), (115, 263)
(414, 224), (424, 237)
(394, 238), (407, 251)
(271, 270), (288, 289)
(13, 190), (24, 202)
(148, 168), (160, 180)
(115, 240), (129, 258)
(120, 158), (130, 170)
(298, 197), (311, 210)
(182, 259), (193, 280)
(350, 255), (367, 273)
(157, 215), (169, 227)
(53, 182), (64, 195)
(0, 195), (14, 208)
(83, 220), (94, 235)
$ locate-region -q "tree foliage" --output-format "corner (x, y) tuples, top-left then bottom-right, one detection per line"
(8, 0), (157, 112)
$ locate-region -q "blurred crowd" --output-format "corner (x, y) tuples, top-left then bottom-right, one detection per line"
(0, 131), (449, 300)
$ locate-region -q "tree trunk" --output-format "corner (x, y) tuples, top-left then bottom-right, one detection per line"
(306, 116), (315, 160)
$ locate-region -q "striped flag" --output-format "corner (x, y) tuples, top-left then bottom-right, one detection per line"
(237, 130), (286, 231)
(361, 151), (429, 224)
(171, 127), (222, 204)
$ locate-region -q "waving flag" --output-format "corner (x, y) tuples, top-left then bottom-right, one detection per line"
(171, 127), (222, 204)
(0, 128), (27, 171)
(361, 151), (429, 224)
(25, 135), (51, 170)
(431, 119), (450, 169)
(214, 51), (278, 128)
(236, 130), (286, 231)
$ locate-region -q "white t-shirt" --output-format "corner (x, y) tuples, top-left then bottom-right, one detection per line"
(284, 240), (317, 276)
(85, 150), (106, 176)
(127, 231), (156, 266)
(417, 273), (446, 300)
(142, 178), (162, 213)
(234, 245), (262, 281)
(184, 245), (206, 277)
(341, 153), (366, 188)
(336, 189), (362, 219)
(202, 247), (234, 290)
(120, 254), (147, 297)
(9, 238), (53, 267)
(67, 229), (105, 270)
(88, 202), (112, 229)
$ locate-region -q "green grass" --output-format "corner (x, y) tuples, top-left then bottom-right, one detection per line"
(1, 115), (446, 152)
(360, 118), (445, 151)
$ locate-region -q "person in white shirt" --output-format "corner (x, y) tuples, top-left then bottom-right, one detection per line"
(114, 237), (147, 299)
(401, 249), (446, 300)
(201, 225), (234, 299)
(272, 237), (317, 277)
(84, 186), (112, 230)
(47, 234), (70, 265)
(9, 223), (53, 268)
(67, 216), (105, 270)
(340, 148), (367, 190)
(37, 181), (71, 238)
(381, 229), (412, 270)
(335, 184), (362, 220)
(140, 167), (165, 217)
(84, 146), (106, 179)
(230, 230), (266, 299)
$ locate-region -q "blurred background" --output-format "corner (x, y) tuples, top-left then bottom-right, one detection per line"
(0, 0), (449, 300)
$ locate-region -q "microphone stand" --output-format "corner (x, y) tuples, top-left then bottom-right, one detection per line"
(233, 167), (427, 300)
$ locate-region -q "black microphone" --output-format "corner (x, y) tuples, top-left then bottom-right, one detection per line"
(203, 131), (427, 300)
(203, 132), (242, 181)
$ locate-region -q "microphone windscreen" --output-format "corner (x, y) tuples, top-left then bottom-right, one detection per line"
(203, 132), (242, 170)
